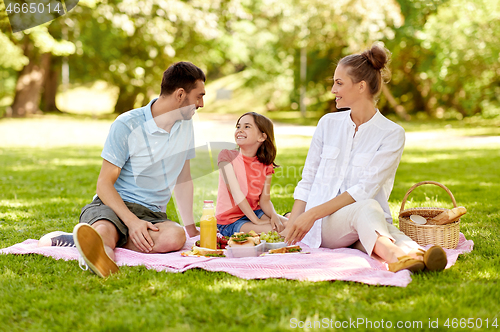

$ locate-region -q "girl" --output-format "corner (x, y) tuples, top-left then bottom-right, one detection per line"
(216, 112), (288, 237)
(282, 45), (447, 273)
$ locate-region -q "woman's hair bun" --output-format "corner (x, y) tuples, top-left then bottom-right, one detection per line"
(337, 43), (392, 98)
(361, 45), (389, 71)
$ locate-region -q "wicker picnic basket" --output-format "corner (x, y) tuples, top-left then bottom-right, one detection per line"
(398, 181), (461, 249)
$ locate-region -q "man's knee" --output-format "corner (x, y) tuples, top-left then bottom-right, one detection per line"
(92, 220), (116, 233)
(90, 220), (119, 243)
(152, 222), (186, 253)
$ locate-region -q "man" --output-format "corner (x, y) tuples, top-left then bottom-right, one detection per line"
(40, 62), (205, 278)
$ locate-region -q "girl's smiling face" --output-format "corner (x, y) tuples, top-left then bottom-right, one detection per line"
(235, 114), (267, 147)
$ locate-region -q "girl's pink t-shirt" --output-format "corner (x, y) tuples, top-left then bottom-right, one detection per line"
(215, 149), (275, 225)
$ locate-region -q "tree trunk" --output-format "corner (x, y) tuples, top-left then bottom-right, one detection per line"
(41, 55), (62, 113)
(299, 45), (307, 118)
(114, 85), (141, 114)
(381, 85), (410, 121)
(10, 39), (51, 117)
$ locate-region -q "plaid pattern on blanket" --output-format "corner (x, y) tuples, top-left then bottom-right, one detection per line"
(1, 233), (473, 287)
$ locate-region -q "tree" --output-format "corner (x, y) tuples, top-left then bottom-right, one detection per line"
(215, 0), (404, 115)
(0, 0), (29, 116)
(7, 26), (75, 117)
(65, 0), (223, 113)
(420, 0), (500, 118)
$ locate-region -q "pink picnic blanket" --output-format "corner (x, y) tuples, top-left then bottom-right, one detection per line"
(0, 233), (473, 287)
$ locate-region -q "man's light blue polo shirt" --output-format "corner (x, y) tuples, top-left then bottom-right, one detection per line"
(100, 98), (195, 212)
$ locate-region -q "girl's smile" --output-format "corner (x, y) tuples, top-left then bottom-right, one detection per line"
(235, 115), (266, 146)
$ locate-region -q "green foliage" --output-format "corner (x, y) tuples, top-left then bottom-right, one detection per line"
(0, 10), (76, 116)
(420, 0), (500, 117)
(2, 0), (500, 119)
(0, 32), (29, 70)
(0, 0), (9, 30)
(383, 0), (500, 119)
(210, 0), (404, 112)
(65, 0), (225, 112)
(0, 1), (26, 108)
(54, 0), (407, 113)
(27, 26), (75, 55)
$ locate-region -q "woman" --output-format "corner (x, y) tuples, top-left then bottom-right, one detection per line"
(282, 44), (447, 273)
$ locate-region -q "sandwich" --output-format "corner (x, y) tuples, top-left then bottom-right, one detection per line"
(268, 245), (302, 254)
(228, 230), (261, 247)
(181, 246), (226, 257)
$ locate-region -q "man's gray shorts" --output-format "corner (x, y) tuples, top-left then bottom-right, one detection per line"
(79, 197), (172, 247)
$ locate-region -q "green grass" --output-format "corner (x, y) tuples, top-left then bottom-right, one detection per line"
(1, 117), (500, 331)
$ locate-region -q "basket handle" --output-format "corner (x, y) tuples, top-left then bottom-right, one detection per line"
(399, 181), (458, 215)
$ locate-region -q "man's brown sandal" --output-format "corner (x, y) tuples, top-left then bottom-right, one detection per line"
(418, 246), (447, 272)
(388, 256), (425, 273)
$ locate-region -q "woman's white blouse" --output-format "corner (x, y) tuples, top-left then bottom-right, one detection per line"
(294, 110), (405, 248)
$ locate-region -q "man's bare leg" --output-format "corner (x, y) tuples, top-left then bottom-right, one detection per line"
(91, 220), (120, 260)
(123, 221), (186, 253)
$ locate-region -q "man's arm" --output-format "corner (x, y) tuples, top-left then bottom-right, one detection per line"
(173, 160), (198, 237)
(96, 159), (159, 252)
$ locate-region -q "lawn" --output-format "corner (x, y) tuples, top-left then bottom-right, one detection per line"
(0, 116), (499, 332)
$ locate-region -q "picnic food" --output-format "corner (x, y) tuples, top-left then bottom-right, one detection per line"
(428, 206), (467, 225)
(268, 245), (302, 254)
(181, 246), (226, 257)
(195, 234), (229, 249)
(228, 230), (261, 247)
(260, 230), (285, 243)
(217, 234), (229, 249)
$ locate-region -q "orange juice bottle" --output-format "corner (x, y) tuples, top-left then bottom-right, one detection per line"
(200, 200), (217, 249)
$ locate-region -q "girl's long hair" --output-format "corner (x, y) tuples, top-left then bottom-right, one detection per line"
(236, 112), (279, 168)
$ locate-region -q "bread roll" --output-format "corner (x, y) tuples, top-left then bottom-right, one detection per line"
(429, 206), (467, 225)
(194, 247), (224, 256)
(181, 246), (225, 257)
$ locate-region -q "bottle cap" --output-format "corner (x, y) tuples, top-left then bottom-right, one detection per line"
(203, 200), (214, 203)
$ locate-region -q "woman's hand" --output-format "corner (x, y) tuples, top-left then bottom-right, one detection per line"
(279, 226), (289, 238)
(284, 211), (316, 245)
(270, 214), (285, 232)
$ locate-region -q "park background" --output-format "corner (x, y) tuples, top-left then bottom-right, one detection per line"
(1, 0), (500, 331)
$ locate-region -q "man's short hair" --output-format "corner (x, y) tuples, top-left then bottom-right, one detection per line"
(160, 62), (206, 96)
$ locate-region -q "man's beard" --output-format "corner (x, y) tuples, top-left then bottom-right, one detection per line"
(179, 100), (196, 120)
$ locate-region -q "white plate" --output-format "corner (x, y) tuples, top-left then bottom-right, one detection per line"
(226, 241), (266, 258)
(265, 242), (287, 251)
(410, 215), (427, 225)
